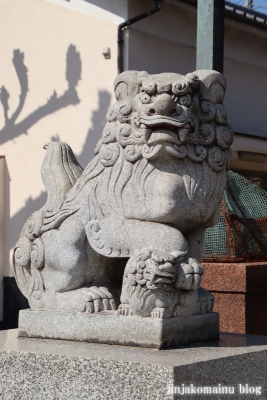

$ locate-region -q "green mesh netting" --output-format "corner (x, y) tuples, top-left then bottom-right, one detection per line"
(203, 170), (267, 262)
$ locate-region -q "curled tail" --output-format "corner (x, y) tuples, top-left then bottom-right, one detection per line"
(13, 141), (83, 306)
(13, 234), (44, 308)
(41, 141), (83, 213)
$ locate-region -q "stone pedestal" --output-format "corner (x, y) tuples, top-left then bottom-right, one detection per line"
(18, 309), (219, 349)
(0, 329), (267, 399)
(202, 262), (267, 335)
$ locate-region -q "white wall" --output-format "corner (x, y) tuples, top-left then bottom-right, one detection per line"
(0, 0), (120, 277)
(231, 134), (267, 173)
(0, 157), (5, 319)
(46, 0), (128, 23)
(127, 29), (195, 74)
(224, 17), (267, 139)
(1, 0), (267, 281)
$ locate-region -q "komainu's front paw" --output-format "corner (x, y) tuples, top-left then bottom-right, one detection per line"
(118, 303), (133, 316)
(197, 287), (214, 314)
(82, 286), (116, 313)
(151, 307), (169, 319)
(176, 258), (203, 290)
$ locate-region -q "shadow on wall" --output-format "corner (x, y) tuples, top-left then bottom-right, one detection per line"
(9, 88), (111, 241)
(2, 89), (112, 329)
(78, 89), (111, 166)
(0, 42), (81, 327)
(0, 44), (82, 145)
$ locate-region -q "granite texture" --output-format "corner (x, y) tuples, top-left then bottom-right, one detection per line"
(18, 309), (219, 349)
(202, 262), (267, 292)
(12, 70), (232, 345)
(0, 330), (267, 399)
(202, 262), (267, 335)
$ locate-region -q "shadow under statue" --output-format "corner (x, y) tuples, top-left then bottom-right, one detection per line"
(14, 69), (233, 348)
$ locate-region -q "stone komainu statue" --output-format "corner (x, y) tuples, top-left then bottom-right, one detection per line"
(14, 70), (232, 319)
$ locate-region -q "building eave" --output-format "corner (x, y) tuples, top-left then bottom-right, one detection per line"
(178, 0), (267, 31)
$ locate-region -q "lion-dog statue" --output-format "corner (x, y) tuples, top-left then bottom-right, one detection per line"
(14, 70), (233, 319)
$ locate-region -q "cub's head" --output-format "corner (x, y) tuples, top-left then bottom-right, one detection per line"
(123, 249), (186, 291)
(95, 70), (233, 172)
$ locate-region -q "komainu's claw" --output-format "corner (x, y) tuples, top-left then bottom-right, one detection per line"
(82, 286), (116, 312)
(178, 258), (204, 290)
(118, 304), (132, 316)
(151, 307), (168, 319)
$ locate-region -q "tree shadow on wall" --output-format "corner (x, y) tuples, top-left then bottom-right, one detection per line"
(9, 89), (111, 248)
(3, 89), (112, 328)
(78, 89), (111, 166)
(0, 44), (82, 145)
(8, 89), (112, 245)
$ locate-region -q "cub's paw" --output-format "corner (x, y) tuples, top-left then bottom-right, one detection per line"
(118, 303), (133, 316)
(151, 307), (170, 319)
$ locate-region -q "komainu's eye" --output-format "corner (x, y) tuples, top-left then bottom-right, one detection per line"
(179, 94), (191, 107)
(141, 93), (151, 104)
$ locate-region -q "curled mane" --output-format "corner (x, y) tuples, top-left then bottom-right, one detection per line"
(40, 69), (233, 232)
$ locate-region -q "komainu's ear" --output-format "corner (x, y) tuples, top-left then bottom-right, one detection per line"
(192, 70), (226, 103)
(113, 70), (140, 101)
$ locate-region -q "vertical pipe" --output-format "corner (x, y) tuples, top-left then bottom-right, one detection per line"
(118, 1), (164, 74)
(196, 0), (225, 73)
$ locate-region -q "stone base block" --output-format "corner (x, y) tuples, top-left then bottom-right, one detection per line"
(18, 309), (219, 349)
(202, 262), (267, 335)
(1, 329), (267, 399)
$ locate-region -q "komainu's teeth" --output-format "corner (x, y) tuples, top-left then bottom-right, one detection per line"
(178, 128), (189, 143)
(140, 123), (147, 128)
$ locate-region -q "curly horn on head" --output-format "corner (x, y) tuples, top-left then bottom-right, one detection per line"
(192, 70), (226, 103)
(113, 70), (140, 101)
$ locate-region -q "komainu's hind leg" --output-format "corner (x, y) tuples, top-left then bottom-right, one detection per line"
(43, 286), (117, 313)
(19, 219), (117, 312)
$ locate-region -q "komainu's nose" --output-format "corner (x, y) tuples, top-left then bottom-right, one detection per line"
(149, 94), (180, 116)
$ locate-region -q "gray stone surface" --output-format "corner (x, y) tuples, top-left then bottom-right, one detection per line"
(12, 70), (233, 345)
(18, 309), (219, 349)
(0, 330), (267, 399)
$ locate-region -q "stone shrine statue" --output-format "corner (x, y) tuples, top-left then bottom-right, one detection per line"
(14, 70), (233, 348)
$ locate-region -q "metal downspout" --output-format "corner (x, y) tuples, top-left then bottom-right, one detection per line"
(118, 0), (164, 74)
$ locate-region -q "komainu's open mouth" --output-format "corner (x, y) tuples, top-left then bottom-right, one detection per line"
(137, 117), (194, 144)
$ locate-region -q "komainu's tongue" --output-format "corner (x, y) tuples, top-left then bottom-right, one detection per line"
(148, 129), (179, 145)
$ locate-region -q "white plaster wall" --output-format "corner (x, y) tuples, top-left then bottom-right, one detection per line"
(0, 158), (5, 319)
(127, 30), (195, 74)
(125, 1), (197, 80)
(1, 0), (267, 279)
(128, 0), (197, 49)
(224, 17), (267, 139)
(45, 0), (128, 23)
(231, 134), (267, 172)
(0, 0), (119, 276)
(0, 159), (4, 271)
(126, 0), (267, 141)
(224, 58), (267, 138)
